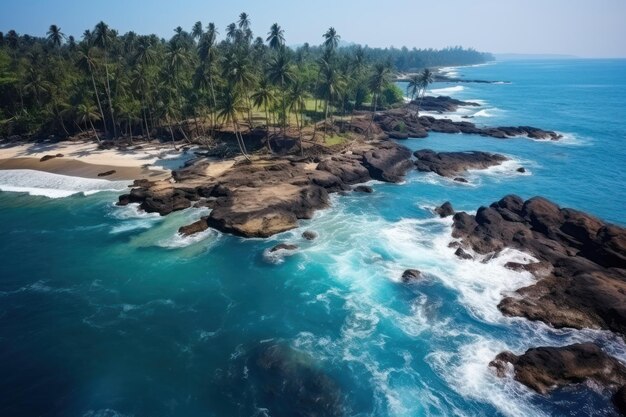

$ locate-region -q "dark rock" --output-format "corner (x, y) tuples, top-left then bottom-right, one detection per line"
(455, 247), (473, 260)
(517, 167), (526, 173)
(354, 185), (373, 193)
(245, 343), (345, 417)
(435, 201), (455, 217)
(302, 231), (318, 240)
(451, 195), (626, 336)
(410, 95), (480, 113)
(270, 243), (299, 252)
(454, 177), (468, 183)
(178, 217), (209, 236)
(401, 269), (422, 282)
(39, 154), (63, 162)
(97, 170), (116, 177)
(360, 141), (414, 183)
(613, 385), (626, 417)
(490, 343), (626, 397)
(414, 149), (508, 178)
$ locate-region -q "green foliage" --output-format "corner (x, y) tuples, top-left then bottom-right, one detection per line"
(0, 16), (492, 140)
(381, 84), (404, 107)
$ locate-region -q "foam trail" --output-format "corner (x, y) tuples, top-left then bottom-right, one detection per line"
(0, 169), (130, 198)
(429, 85), (465, 95)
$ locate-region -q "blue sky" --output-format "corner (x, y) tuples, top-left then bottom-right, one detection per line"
(2, 0), (625, 57)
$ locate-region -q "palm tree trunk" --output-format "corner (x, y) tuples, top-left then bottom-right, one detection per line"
(264, 104), (273, 153)
(89, 119), (101, 143)
(89, 68), (108, 137)
(102, 49), (117, 138)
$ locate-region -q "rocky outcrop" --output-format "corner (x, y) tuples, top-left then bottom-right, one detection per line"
(410, 96), (480, 113)
(490, 343), (626, 416)
(118, 140), (413, 238)
(414, 149), (508, 177)
(451, 195), (626, 335)
(375, 107), (562, 141)
(178, 217), (209, 236)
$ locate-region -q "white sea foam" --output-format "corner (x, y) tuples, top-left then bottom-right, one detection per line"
(158, 227), (219, 248)
(427, 337), (549, 417)
(429, 85), (465, 96)
(0, 169), (130, 198)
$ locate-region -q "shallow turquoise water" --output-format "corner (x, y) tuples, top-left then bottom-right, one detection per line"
(1, 60), (625, 417)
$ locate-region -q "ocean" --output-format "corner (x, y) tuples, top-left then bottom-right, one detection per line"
(1, 59), (625, 417)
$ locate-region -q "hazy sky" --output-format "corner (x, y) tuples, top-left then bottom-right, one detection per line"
(2, 0), (625, 57)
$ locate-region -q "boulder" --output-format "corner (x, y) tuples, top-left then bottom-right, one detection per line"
(401, 269), (422, 282)
(302, 230), (318, 240)
(354, 185), (373, 193)
(489, 343), (626, 396)
(435, 201), (454, 217)
(178, 218), (209, 236)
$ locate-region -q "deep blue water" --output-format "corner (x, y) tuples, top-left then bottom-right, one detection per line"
(1, 59), (625, 417)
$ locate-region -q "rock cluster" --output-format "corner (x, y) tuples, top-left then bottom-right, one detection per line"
(119, 140), (413, 238)
(375, 108), (562, 140)
(451, 195), (626, 334)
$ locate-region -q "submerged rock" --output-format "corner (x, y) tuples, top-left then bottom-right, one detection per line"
(244, 343), (346, 417)
(401, 269), (422, 282)
(435, 201), (455, 217)
(302, 230), (318, 240)
(516, 167), (526, 173)
(353, 185), (373, 193)
(414, 149), (508, 178)
(270, 243), (299, 252)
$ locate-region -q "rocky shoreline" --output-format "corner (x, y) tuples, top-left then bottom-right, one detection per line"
(118, 140), (413, 238)
(375, 107), (562, 140)
(446, 195), (626, 415)
(413, 149), (508, 179)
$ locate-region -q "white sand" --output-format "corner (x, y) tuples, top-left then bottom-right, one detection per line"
(0, 141), (167, 168)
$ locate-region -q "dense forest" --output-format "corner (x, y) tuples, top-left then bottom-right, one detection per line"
(0, 13), (494, 144)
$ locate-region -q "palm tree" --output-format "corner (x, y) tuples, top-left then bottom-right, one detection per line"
(267, 49), (294, 137)
(93, 21), (117, 138)
(238, 13), (250, 30)
(266, 24), (284, 50)
(251, 77), (276, 151)
(367, 62), (392, 135)
(217, 88), (250, 161)
(415, 68), (434, 116)
(323, 27), (340, 52)
(318, 64), (345, 141)
(75, 99), (101, 142)
(46, 25), (65, 48)
(75, 44), (108, 137)
(406, 73), (421, 102)
(287, 78), (309, 155)
(191, 21), (203, 41)
(198, 24), (219, 135)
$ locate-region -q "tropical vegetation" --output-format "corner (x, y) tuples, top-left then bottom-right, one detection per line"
(0, 14), (493, 156)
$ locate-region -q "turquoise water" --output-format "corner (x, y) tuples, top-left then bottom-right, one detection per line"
(1, 59), (626, 417)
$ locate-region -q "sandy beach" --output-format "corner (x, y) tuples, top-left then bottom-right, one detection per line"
(0, 140), (180, 180)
